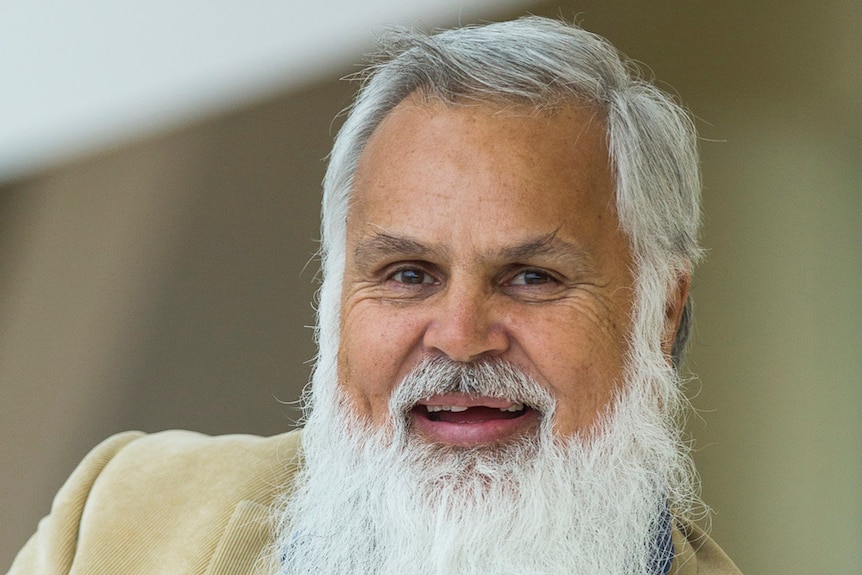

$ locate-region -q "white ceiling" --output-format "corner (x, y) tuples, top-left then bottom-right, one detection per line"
(0, 0), (528, 182)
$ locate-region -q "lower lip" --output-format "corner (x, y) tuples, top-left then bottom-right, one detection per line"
(409, 406), (540, 446)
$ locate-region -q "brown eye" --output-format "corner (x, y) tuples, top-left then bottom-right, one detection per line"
(510, 269), (554, 285)
(391, 268), (434, 285)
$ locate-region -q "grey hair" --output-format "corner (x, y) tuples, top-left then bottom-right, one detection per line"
(315, 16), (703, 377)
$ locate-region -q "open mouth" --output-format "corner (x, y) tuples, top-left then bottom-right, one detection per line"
(420, 403), (529, 423)
(409, 395), (539, 446)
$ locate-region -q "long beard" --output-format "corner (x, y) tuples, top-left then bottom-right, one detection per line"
(272, 275), (700, 575)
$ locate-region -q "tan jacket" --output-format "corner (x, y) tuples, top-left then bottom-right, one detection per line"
(8, 430), (741, 574)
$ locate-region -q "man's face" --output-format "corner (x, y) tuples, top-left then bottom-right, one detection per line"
(337, 95), (636, 445)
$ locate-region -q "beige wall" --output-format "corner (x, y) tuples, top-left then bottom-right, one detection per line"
(2, 1), (859, 572)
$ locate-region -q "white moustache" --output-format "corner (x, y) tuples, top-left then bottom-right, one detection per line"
(388, 356), (556, 417)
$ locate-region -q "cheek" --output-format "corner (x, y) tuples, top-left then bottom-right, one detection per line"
(511, 308), (631, 435)
(337, 307), (427, 424)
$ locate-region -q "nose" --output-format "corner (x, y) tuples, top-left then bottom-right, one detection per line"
(422, 281), (509, 363)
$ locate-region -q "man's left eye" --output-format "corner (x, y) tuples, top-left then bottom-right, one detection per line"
(509, 269), (555, 285)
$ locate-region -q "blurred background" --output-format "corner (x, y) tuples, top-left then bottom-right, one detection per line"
(1, 0), (859, 572)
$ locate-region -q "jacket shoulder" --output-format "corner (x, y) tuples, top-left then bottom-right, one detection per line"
(8, 431), (146, 574)
(7, 429), (302, 575)
(90, 428), (303, 502)
(671, 517), (743, 575)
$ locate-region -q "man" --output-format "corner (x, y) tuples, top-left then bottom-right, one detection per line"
(9, 17), (741, 575)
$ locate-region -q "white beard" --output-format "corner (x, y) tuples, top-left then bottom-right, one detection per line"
(271, 283), (699, 575)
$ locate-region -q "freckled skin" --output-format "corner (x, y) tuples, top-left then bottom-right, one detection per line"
(338, 95), (642, 442)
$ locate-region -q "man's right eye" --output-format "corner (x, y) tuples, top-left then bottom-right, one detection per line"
(389, 268), (434, 285)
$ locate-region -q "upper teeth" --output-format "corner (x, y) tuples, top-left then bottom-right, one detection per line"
(425, 405), (467, 413)
(425, 403), (524, 413)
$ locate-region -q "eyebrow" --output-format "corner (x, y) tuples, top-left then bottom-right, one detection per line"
(353, 233), (451, 271)
(499, 229), (576, 259)
(353, 229), (595, 273)
(498, 230), (597, 273)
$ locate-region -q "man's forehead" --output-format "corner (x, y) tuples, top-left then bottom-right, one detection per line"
(344, 92), (622, 270)
(350, 94), (613, 202)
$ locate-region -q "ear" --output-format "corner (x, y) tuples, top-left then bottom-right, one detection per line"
(661, 271), (691, 363)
